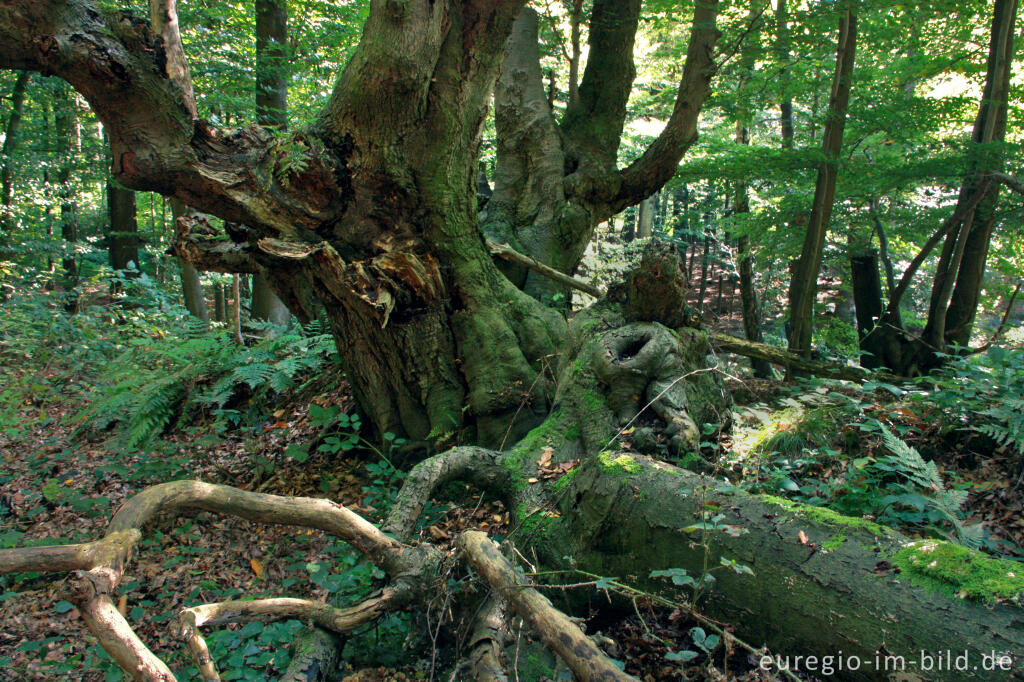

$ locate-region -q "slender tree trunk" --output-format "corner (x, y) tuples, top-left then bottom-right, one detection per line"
(786, 9), (857, 359)
(636, 195), (654, 238)
(107, 178), (139, 272)
(776, 0), (794, 148)
(731, 5), (772, 377)
(249, 0), (291, 327)
(232, 274), (244, 345)
(214, 283), (226, 323)
(55, 83), (79, 298)
(0, 71), (28, 240)
(172, 199), (208, 323)
(568, 0), (582, 107)
(926, 0), (1017, 349)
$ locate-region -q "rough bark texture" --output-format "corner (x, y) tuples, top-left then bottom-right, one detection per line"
(786, 8), (857, 360)
(483, 2), (720, 304)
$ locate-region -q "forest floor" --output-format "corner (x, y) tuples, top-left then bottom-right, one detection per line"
(1, 284), (1022, 681)
(0, 341), (772, 681)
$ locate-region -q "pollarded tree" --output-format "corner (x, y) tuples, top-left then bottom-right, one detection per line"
(4, 2), (1024, 680)
(0, 0), (718, 448)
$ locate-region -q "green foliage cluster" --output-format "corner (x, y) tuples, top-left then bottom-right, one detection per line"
(910, 345), (1024, 459)
(75, 323), (336, 449)
(735, 382), (987, 548)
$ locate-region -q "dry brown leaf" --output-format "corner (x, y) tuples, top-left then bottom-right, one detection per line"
(250, 558), (267, 579)
(538, 446), (553, 468)
(117, 594), (128, 616)
(428, 525), (448, 540)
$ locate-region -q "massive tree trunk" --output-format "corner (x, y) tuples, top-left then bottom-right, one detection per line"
(249, 0), (291, 327)
(4, 243), (1023, 682)
(0, 70), (29, 240)
(786, 8), (857, 359)
(0, 0), (720, 446)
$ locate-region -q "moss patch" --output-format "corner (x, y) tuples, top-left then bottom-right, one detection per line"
(822, 532), (847, 551)
(597, 451), (642, 476)
(762, 495), (891, 537)
(893, 540), (1024, 603)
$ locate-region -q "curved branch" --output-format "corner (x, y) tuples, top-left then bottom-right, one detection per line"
(383, 446), (510, 542)
(612, 0), (720, 214)
(0, 480), (438, 681)
(457, 531), (637, 682)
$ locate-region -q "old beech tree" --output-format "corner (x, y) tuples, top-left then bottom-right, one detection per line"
(1, 1), (1023, 680)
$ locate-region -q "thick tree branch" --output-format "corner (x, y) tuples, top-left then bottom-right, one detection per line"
(612, 1), (720, 214)
(560, 0), (642, 166)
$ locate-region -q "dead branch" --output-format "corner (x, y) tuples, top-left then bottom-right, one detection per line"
(487, 240), (603, 299)
(457, 531), (637, 682)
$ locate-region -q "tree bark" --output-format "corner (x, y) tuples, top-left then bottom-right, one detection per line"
(0, 70), (29, 240)
(170, 199), (208, 323)
(926, 0), (1017, 349)
(786, 8), (857, 359)
(249, 0), (291, 327)
(107, 178), (139, 272)
(850, 248), (883, 340)
(776, 0), (794, 148)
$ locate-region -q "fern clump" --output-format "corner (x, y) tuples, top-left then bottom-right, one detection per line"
(75, 325), (336, 449)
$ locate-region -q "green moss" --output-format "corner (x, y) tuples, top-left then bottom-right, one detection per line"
(597, 451), (642, 476)
(822, 532), (847, 551)
(893, 540), (1024, 603)
(552, 467), (578, 492)
(761, 495), (891, 537)
(516, 502), (557, 538)
(580, 389), (605, 411)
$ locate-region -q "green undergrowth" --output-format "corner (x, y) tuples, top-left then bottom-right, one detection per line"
(727, 375), (1003, 553)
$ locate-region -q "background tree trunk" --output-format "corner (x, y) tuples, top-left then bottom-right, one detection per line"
(107, 178), (138, 272)
(776, 0), (794, 148)
(249, 0), (291, 327)
(786, 9), (857, 359)
(925, 0), (1017, 349)
(171, 199), (208, 323)
(54, 83), (79, 297)
(0, 71), (28, 240)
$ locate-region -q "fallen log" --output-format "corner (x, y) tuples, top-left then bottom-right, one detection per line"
(709, 331), (900, 382)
